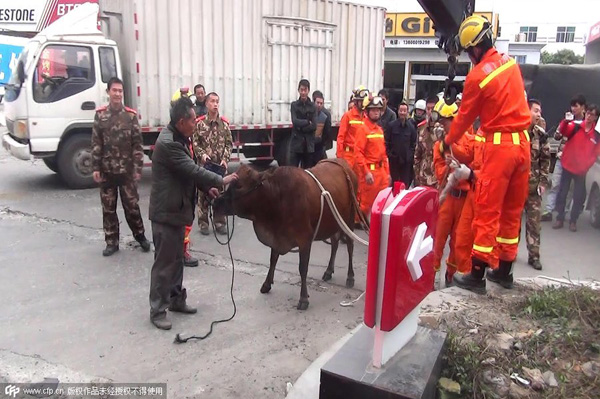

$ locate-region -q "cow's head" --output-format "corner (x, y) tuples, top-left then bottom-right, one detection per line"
(213, 165), (273, 220)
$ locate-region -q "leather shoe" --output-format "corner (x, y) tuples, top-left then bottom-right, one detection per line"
(135, 234), (151, 252)
(169, 303), (197, 314)
(215, 224), (227, 236)
(150, 313), (172, 330)
(569, 222), (577, 232)
(199, 223), (210, 236)
(528, 258), (542, 270)
(552, 220), (564, 229)
(540, 212), (552, 222)
(102, 245), (119, 257)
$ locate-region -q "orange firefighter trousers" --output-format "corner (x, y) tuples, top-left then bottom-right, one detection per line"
(359, 165), (390, 216)
(472, 131), (531, 264)
(433, 194), (468, 273)
(454, 191), (499, 272)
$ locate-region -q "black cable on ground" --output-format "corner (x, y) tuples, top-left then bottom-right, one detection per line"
(174, 206), (237, 344)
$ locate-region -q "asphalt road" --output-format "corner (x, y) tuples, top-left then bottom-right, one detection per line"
(0, 140), (599, 398)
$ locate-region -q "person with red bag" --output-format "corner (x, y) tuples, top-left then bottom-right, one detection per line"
(553, 104), (600, 232)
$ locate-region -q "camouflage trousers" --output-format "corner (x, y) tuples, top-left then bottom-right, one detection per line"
(523, 191), (542, 261)
(197, 190), (225, 229)
(100, 174), (145, 246)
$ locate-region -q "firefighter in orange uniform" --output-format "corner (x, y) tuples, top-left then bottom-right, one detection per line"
(431, 100), (472, 286)
(336, 85), (370, 168)
(354, 95), (391, 218)
(439, 15), (531, 294)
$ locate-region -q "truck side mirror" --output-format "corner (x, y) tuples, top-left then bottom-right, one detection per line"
(17, 61), (25, 84)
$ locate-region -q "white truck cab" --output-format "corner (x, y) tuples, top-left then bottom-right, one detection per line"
(2, 4), (119, 188)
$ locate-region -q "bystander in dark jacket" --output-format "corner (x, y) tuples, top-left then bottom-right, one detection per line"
(148, 97), (237, 330)
(384, 102), (417, 188)
(290, 79), (317, 168)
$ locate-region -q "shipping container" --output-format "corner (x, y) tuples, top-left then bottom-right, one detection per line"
(100, 0), (385, 129)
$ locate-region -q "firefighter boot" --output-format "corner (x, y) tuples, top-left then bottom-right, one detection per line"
(453, 258), (487, 295)
(183, 241), (199, 267)
(486, 260), (514, 289)
(445, 265), (457, 287)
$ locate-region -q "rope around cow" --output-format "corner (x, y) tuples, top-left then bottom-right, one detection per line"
(304, 169), (369, 246)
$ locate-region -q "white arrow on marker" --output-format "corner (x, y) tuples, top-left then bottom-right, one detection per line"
(406, 222), (433, 281)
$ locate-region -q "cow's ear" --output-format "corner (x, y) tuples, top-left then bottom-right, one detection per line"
(259, 166), (277, 181)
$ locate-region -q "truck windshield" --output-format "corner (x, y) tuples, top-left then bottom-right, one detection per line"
(4, 42), (38, 103)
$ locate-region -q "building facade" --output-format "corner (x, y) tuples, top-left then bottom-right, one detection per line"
(383, 11), (497, 106)
(585, 21), (600, 64)
(499, 21), (588, 65)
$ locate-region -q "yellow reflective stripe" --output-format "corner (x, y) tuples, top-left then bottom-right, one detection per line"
(496, 236), (519, 244)
(370, 164), (375, 170)
(524, 129), (530, 142)
(474, 135), (486, 142)
(479, 58), (517, 89)
(512, 132), (520, 145)
(473, 244), (494, 253)
(349, 120), (364, 125)
(366, 134), (384, 139)
(493, 132), (501, 145)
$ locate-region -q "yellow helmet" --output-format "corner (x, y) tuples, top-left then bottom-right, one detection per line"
(352, 85), (370, 101)
(363, 95), (384, 110)
(171, 87), (191, 103)
(433, 99), (458, 119)
(458, 14), (492, 49)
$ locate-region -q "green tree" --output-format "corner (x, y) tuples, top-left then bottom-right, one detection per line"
(541, 49), (584, 65)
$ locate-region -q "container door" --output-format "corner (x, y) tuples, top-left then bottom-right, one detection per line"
(265, 18), (334, 124)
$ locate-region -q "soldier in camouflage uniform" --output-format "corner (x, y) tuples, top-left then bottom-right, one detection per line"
(524, 99), (551, 270)
(192, 92), (233, 236)
(91, 77), (151, 256)
(413, 115), (440, 188)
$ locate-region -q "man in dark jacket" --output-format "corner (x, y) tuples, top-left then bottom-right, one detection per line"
(290, 79), (317, 168)
(148, 97), (238, 330)
(384, 102), (417, 188)
(193, 84), (207, 117)
(311, 90), (332, 165)
(377, 88), (397, 132)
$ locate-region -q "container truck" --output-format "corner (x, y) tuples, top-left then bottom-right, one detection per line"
(2, 0), (385, 188)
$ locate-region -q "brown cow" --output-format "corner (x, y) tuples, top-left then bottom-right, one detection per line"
(212, 159), (359, 310)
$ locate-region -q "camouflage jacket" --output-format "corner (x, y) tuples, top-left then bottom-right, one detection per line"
(413, 123), (437, 187)
(529, 118), (551, 194)
(192, 113), (233, 165)
(91, 104), (143, 176)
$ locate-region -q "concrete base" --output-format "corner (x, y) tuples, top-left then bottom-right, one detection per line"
(320, 325), (446, 399)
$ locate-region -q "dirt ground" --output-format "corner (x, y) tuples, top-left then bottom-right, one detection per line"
(434, 283), (600, 399)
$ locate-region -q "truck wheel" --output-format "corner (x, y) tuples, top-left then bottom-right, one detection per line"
(43, 156), (59, 173)
(57, 134), (95, 189)
(589, 185), (600, 229)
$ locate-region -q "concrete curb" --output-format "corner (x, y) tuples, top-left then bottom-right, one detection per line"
(285, 276), (599, 399)
(285, 324), (361, 399)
